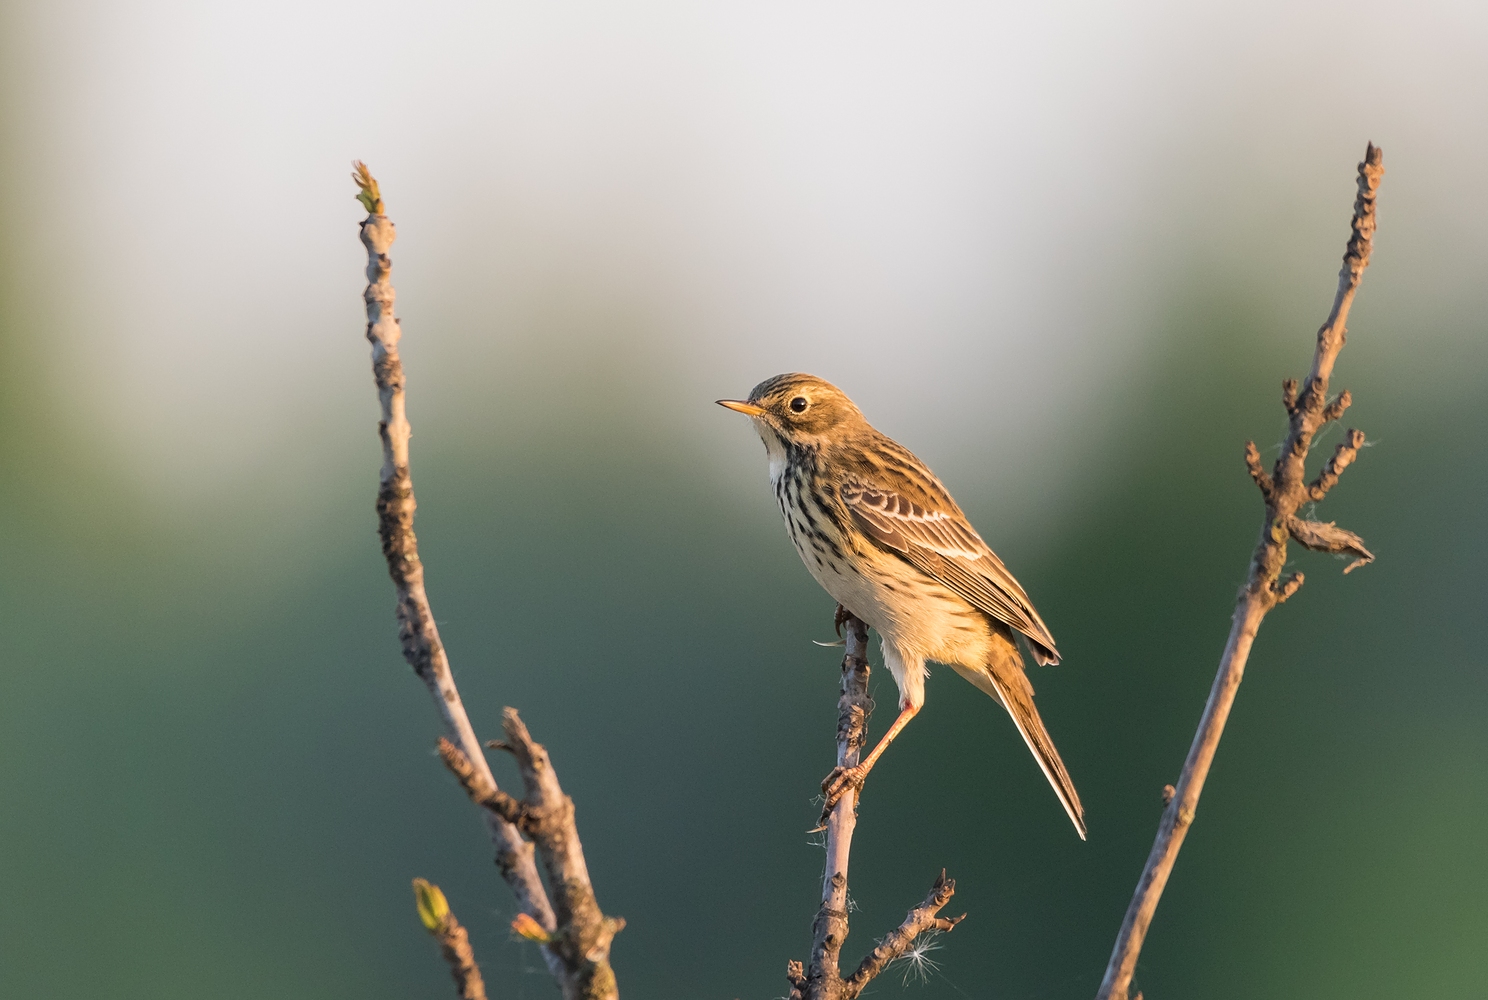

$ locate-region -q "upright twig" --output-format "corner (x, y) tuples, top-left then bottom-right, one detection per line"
(1094, 144), (1384, 1000)
(354, 163), (559, 965)
(788, 614), (966, 1000)
(355, 162), (620, 1000)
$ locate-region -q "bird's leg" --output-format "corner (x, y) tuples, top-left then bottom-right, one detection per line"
(821, 702), (920, 810)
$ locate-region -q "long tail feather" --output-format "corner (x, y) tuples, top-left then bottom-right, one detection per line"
(951, 655), (1087, 840)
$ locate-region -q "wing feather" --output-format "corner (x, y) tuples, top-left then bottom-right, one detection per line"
(842, 482), (1060, 663)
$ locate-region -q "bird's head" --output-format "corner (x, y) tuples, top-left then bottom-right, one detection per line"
(717, 373), (865, 444)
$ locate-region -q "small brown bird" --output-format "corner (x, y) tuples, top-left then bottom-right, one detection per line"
(719, 373), (1085, 838)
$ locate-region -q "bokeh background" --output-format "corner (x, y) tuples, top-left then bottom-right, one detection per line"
(2, 2), (1486, 998)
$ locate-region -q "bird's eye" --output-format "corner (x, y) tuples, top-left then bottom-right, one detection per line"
(789, 396), (808, 413)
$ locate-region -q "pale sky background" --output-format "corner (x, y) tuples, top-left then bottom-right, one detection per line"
(5, 0), (1485, 542)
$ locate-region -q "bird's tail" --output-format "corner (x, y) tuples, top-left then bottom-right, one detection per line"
(952, 650), (1087, 840)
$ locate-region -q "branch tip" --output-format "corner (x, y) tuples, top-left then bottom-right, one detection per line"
(787, 960), (807, 999)
(1286, 517), (1373, 573)
(1243, 441), (1273, 498)
(352, 160), (384, 215)
(1322, 390), (1352, 424)
(1273, 572), (1305, 604)
(1308, 427), (1367, 500)
(412, 879), (488, 1000)
(1337, 142), (1383, 298)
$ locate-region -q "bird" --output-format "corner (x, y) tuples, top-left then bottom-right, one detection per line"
(718, 373), (1085, 839)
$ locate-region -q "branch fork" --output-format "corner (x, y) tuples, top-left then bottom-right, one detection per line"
(440, 715), (625, 995)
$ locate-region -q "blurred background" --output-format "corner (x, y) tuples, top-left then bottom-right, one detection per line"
(2, 2), (1485, 998)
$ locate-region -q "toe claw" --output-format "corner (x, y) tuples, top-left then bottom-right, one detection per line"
(818, 764), (865, 825)
(815, 767), (863, 829)
(833, 604), (853, 637)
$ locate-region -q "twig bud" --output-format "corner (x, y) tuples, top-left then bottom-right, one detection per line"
(511, 912), (552, 944)
(413, 878), (451, 933)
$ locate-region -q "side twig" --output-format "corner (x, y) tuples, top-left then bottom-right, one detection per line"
(1094, 144), (1384, 1000)
(788, 614), (966, 1000)
(413, 879), (488, 1000)
(353, 163), (561, 973)
(844, 870), (965, 993)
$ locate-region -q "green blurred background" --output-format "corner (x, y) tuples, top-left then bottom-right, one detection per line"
(2, 2), (1485, 998)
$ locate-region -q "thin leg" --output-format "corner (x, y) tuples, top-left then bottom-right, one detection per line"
(821, 703), (921, 809)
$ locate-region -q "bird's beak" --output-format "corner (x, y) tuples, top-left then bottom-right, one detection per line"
(716, 399), (767, 417)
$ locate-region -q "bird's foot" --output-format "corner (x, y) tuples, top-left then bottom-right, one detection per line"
(833, 604), (854, 637)
(811, 763), (868, 830)
(822, 762), (867, 803)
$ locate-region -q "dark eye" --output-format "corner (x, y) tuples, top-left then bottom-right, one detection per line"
(789, 396), (808, 413)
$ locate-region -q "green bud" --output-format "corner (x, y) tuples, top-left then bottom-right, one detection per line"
(412, 878), (449, 932)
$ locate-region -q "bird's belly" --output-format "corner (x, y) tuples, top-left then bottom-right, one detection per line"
(793, 533), (988, 665)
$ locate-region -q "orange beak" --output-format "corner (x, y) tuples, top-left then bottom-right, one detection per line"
(716, 399), (766, 417)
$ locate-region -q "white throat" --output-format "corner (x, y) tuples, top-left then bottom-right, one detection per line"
(758, 424), (790, 484)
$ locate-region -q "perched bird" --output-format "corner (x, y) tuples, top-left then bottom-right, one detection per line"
(719, 373), (1085, 838)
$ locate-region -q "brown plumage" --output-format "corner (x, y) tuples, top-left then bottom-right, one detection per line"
(719, 373), (1085, 838)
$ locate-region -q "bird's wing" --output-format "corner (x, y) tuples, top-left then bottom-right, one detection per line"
(840, 482), (1060, 663)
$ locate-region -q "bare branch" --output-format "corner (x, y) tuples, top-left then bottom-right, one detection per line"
(845, 870), (966, 994)
(412, 879), (488, 1000)
(1095, 143), (1383, 1000)
(354, 162), (560, 965)
(801, 615), (871, 998)
(789, 614), (963, 1000)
